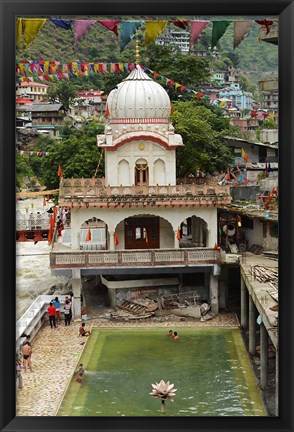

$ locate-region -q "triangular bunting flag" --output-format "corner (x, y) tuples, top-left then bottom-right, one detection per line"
(120, 20), (144, 51)
(16, 18), (23, 47)
(145, 21), (168, 46)
(172, 20), (189, 29)
(234, 20), (253, 49)
(211, 21), (231, 50)
(97, 20), (120, 37)
(190, 21), (209, 49)
(58, 164), (63, 177)
(74, 20), (96, 45)
(50, 18), (72, 30)
(21, 18), (47, 48)
(86, 228), (92, 241)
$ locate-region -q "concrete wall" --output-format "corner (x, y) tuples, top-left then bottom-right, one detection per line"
(105, 141), (176, 186)
(244, 218), (263, 249)
(230, 186), (260, 202)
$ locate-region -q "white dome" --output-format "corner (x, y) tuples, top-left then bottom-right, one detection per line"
(107, 65), (171, 119)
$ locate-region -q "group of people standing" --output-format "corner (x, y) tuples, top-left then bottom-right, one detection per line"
(47, 295), (73, 329)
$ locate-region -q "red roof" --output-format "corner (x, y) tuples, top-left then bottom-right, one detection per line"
(20, 82), (48, 88)
(16, 98), (33, 104)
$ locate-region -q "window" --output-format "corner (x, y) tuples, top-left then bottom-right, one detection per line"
(270, 223), (278, 238)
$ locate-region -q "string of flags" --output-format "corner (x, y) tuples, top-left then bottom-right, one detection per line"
(15, 60), (279, 121)
(16, 149), (49, 156)
(16, 18), (278, 51)
(16, 61), (137, 83)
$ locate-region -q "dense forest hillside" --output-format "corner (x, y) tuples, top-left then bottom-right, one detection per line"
(16, 15), (278, 80)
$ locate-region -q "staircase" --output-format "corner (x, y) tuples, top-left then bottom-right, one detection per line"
(117, 300), (149, 316)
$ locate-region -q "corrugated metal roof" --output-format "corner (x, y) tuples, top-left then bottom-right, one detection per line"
(30, 104), (63, 112)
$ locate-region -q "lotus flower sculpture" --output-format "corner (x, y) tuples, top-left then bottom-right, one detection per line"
(150, 380), (177, 413)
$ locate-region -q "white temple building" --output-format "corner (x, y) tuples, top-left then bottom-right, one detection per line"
(50, 65), (232, 319)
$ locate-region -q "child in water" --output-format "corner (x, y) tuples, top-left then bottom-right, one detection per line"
(173, 331), (180, 342)
(75, 364), (85, 383)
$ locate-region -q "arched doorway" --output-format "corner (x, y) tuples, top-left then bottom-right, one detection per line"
(124, 216), (159, 249)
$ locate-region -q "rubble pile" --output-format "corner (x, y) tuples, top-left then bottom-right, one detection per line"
(111, 292), (213, 321)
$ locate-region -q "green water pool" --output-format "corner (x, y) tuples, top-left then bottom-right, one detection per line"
(57, 327), (266, 417)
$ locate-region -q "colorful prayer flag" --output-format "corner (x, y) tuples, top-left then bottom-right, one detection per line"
(97, 20), (120, 37)
(190, 21), (209, 49)
(172, 20), (189, 29)
(74, 20), (96, 45)
(145, 21), (168, 46)
(50, 18), (72, 30)
(234, 20), (253, 49)
(211, 21), (231, 50)
(114, 232), (119, 245)
(120, 20), (144, 51)
(20, 18), (47, 48)
(241, 148), (249, 163)
(86, 228), (92, 241)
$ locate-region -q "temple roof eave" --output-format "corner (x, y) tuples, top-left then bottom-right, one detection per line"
(100, 131), (184, 151)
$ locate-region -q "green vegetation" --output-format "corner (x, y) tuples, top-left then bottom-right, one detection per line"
(47, 80), (78, 111)
(16, 121), (105, 190)
(171, 100), (237, 176)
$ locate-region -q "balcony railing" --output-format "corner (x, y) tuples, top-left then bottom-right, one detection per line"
(50, 247), (220, 269)
(59, 178), (231, 200)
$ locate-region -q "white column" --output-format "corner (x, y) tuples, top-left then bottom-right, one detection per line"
(275, 343), (279, 416)
(199, 221), (203, 247)
(210, 273), (219, 314)
(174, 230), (180, 248)
(249, 295), (256, 355)
(71, 209), (80, 250)
(72, 268), (82, 320)
(240, 276), (248, 329)
(109, 231), (115, 251)
(260, 322), (268, 390)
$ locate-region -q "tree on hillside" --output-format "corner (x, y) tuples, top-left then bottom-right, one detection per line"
(47, 80), (78, 112)
(140, 43), (210, 101)
(171, 100), (236, 176)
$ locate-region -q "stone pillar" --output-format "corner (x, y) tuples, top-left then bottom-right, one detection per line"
(260, 322), (268, 390)
(72, 268), (82, 320)
(275, 343), (279, 416)
(240, 276), (248, 329)
(71, 209), (80, 250)
(248, 295), (256, 355)
(109, 231), (115, 251)
(174, 230), (180, 248)
(199, 221), (203, 247)
(210, 273), (219, 314)
(191, 216), (198, 245)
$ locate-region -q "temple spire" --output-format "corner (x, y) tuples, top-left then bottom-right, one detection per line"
(135, 33), (140, 64)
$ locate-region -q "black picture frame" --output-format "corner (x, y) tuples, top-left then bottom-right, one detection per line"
(0, 0), (293, 431)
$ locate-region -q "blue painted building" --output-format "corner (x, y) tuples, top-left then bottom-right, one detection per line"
(219, 83), (254, 110)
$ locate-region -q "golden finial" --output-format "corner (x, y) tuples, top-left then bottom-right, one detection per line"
(135, 33), (140, 64)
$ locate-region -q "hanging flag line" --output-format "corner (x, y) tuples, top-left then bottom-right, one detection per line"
(16, 61), (137, 82)
(16, 18), (278, 51)
(16, 149), (49, 156)
(15, 61), (279, 121)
